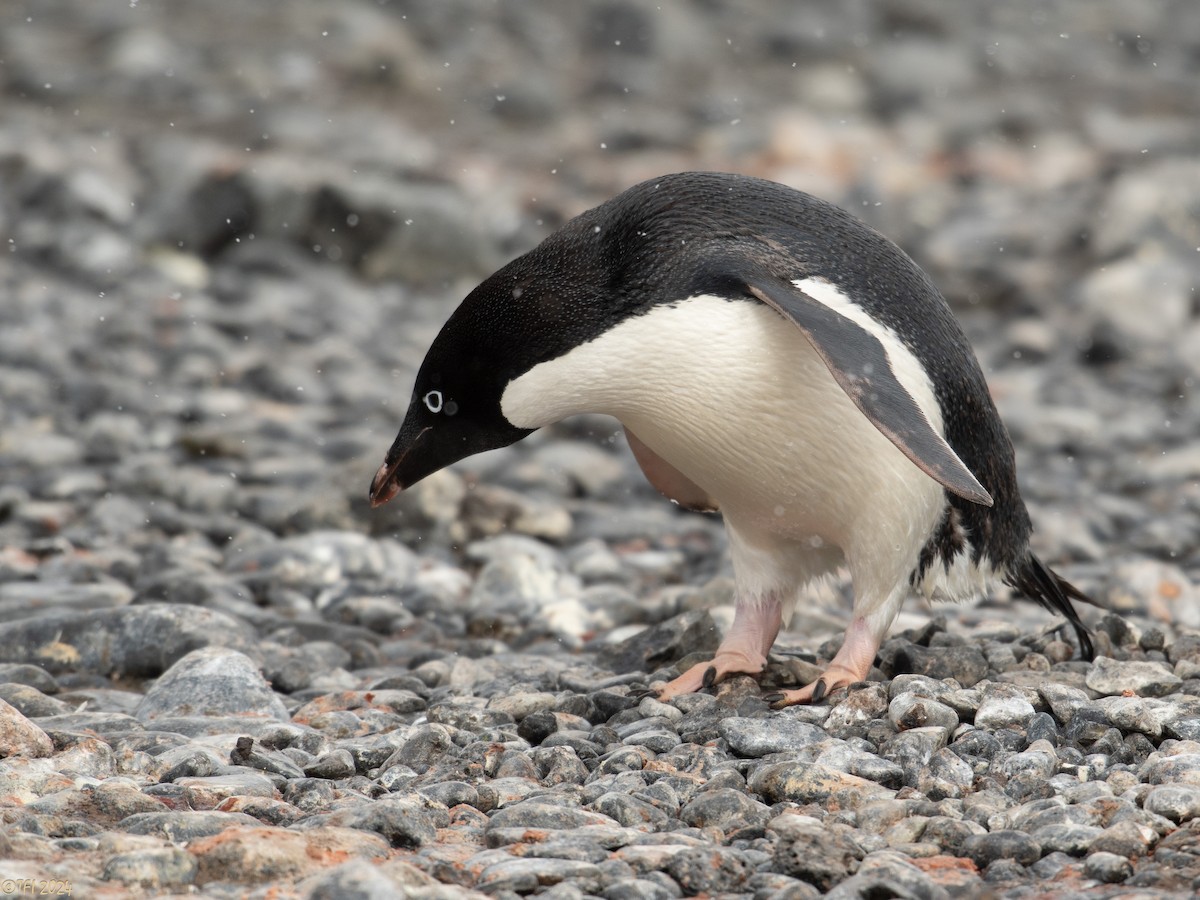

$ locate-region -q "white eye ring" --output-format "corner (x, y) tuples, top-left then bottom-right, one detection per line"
(423, 390), (443, 413)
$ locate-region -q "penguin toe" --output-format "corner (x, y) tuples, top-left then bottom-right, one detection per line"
(810, 678), (828, 704)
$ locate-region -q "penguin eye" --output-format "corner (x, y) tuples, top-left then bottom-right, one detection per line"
(423, 390), (444, 414)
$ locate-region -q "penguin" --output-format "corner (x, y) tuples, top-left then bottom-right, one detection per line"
(369, 171), (1095, 705)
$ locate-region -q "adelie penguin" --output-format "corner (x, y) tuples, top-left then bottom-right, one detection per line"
(369, 171), (1096, 705)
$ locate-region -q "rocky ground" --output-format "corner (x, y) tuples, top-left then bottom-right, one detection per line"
(1, 1), (1199, 897)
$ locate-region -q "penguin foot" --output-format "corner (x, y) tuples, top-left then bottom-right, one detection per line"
(655, 650), (766, 701)
(766, 616), (881, 707)
(765, 664), (866, 707)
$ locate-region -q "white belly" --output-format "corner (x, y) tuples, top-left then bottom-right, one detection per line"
(502, 295), (948, 600)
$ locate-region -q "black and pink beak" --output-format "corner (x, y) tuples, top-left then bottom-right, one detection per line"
(367, 425), (431, 508)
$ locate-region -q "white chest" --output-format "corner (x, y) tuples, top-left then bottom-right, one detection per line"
(503, 294), (947, 558)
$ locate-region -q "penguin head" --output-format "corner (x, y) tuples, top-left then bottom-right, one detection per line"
(368, 281), (536, 506)
(369, 210), (629, 506)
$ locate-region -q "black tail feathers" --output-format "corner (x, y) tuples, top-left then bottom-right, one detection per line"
(1005, 553), (1098, 661)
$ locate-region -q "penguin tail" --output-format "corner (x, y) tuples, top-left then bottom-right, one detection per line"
(1004, 553), (1099, 661)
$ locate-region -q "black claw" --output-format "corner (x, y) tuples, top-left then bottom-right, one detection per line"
(761, 692), (786, 708)
(701, 666), (718, 690)
(627, 687), (656, 702)
(810, 679), (828, 704)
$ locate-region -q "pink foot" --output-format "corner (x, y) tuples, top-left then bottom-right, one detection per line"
(655, 597), (783, 701)
(765, 616), (881, 707)
(656, 650), (766, 701)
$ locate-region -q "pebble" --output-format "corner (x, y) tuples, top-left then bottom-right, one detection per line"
(679, 787), (770, 832)
(1143, 784), (1200, 823)
(751, 761), (896, 805)
(101, 848), (197, 890)
(664, 847), (754, 895)
(974, 688), (1036, 730)
(1086, 656), (1183, 698)
(2, 3), (1197, 898)
(771, 815), (862, 892)
(0, 605), (256, 677)
(962, 830), (1042, 869)
(0, 697), (55, 758)
(189, 825), (391, 884)
(1142, 753), (1200, 787)
(1083, 850), (1134, 884)
(135, 647), (291, 722)
(888, 693), (960, 733)
(719, 715), (826, 757)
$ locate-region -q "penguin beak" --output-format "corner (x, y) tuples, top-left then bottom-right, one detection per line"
(368, 425), (431, 508)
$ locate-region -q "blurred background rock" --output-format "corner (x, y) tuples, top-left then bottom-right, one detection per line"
(1, 0), (1197, 610)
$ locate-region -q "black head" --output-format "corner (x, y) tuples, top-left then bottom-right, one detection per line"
(369, 201), (638, 506)
(367, 275), (536, 506)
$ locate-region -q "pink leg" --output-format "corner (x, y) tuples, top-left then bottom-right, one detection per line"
(657, 597), (783, 700)
(766, 616), (880, 706)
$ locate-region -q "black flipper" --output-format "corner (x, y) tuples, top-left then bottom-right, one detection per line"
(1005, 553), (1096, 660)
(747, 279), (993, 507)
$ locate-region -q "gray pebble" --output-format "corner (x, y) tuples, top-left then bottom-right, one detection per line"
(598, 610), (719, 676)
(621, 727), (681, 753)
(962, 829), (1042, 868)
(1001, 745), (1057, 781)
(825, 849), (949, 900)
(488, 800), (622, 832)
(0, 664), (59, 694)
(920, 747), (975, 799)
(175, 772), (278, 806)
(892, 644), (988, 688)
(478, 858), (605, 894)
(887, 693), (960, 733)
(304, 749), (357, 780)
(974, 691), (1036, 730)
(312, 794), (445, 848)
(718, 715), (825, 757)
(771, 815), (861, 892)
(0, 697), (55, 758)
(100, 847), (198, 889)
(601, 878), (679, 900)
(135, 647), (289, 722)
(664, 846), (754, 896)
(880, 727), (947, 785)
(0, 605), (254, 677)
(1032, 823), (1102, 856)
(1085, 656), (1182, 698)
(751, 761), (895, 804)
(1083, 850), (1134, 884)
(283, 778), (338, 813)
(1143, 784), (1200, 823)
(679, 787), (769, 833)
(379, 724), (454, 774)
(1141, 752), (1200, 787)
(592, 792), (671, 830)
(301, 861), (432, 899)
(120, 811), (262, 841)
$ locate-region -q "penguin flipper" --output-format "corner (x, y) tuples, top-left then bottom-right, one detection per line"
(747, 279), (993, 507)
